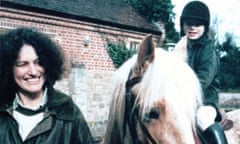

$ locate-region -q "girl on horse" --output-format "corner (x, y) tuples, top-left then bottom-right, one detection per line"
(173, 1), (232, 144)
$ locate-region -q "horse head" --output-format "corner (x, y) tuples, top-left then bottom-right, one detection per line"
(103, 34), (203, 144)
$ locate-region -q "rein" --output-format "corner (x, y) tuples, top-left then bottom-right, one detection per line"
(124, 70), (157, 144)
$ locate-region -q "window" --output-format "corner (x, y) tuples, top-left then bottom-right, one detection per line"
(130, 41), (139, 50)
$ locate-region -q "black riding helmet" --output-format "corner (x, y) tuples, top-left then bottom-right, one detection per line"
(180, 1), (210, 36)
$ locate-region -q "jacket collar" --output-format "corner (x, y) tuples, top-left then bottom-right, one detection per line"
(46, 87), (69, 108)
(188, 35), (210, 48)
(13, 88), (48, 110)
(0, 87), (74, 121)
(46, 87), (75, 121)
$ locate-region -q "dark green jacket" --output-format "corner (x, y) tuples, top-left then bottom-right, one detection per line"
(0, 88), (94, 144)
(187, 36), (220, 105)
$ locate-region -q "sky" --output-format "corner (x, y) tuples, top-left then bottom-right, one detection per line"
(171, 0), (240, 46)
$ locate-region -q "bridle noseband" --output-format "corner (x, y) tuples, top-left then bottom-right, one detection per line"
(124, 70), (157, 144)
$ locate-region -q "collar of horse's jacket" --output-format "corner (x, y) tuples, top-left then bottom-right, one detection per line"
(0, 88), (75, 121)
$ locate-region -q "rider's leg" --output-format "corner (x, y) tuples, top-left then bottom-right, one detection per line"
(197, 105), (228, 144)
(206, 102), (233, 130)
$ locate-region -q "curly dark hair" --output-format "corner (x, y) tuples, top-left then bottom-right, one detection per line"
(0, 27), (65, 104)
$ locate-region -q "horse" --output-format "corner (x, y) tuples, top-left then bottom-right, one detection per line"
(103, 34), (240, 144)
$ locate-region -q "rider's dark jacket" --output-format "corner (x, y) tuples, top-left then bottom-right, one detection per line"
(187, 36), (220, 105)
(0, 88), (94, 144)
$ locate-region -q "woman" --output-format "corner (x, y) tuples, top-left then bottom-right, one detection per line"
(0, 27), (93, 144)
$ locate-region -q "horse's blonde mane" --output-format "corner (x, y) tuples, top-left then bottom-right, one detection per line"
(138, 48), (203, 118)
(107, 48), (203, 143)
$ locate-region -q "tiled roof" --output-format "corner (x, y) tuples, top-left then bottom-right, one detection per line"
(1, 0), (162, 34)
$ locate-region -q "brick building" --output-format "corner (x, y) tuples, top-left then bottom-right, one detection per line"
(0, 0), (162, 140)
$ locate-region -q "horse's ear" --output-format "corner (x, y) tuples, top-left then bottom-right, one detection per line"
(137, 34), (155, 65)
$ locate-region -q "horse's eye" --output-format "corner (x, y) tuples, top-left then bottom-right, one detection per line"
(149, 108), (160, 119)
(143, 108), (160, 122)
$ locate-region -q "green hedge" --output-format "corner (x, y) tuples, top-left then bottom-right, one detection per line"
(107, 41), (137, 68)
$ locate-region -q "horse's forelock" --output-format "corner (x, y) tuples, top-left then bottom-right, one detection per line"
(136, 48), (203, 132)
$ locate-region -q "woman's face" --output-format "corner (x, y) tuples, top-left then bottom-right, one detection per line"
(13, 44), (45, 97)
(183, 20), (205, 40)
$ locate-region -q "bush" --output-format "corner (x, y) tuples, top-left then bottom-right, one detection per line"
(107, 41), (137, 68)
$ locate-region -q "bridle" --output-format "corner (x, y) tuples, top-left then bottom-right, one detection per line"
(123, 70), (157, 144)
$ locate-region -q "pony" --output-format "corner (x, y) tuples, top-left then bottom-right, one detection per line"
(103, 34), (240, 144)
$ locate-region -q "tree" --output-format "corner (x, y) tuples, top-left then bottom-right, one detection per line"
(128, 0), (180, 43)
(216, 33), (240, 91)
(211, 15), (240, 91)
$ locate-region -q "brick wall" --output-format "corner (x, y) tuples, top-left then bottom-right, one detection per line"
(0, 7), (149, 140)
